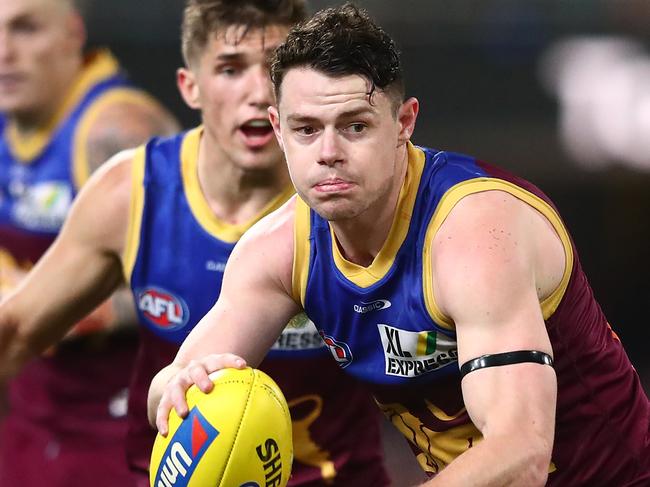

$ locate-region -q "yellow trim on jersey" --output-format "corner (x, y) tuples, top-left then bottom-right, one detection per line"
(181, 127), (295, 243)
(293, 196), (312, 306)
(5, 50), (120, 163)
(329, 142), (426, 287)
(72, 88), (159, 190)
(122, 145), (147, 285)
(422, 178), (574, 330)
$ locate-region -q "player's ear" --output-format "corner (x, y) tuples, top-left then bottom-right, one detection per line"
(396, 97), (419, 146)
(64, 11), (86, 52)
(177, 67), (201, 110)
(268, 106), (284, 151)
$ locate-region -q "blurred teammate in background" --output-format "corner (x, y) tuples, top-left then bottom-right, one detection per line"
(0, 1), (390, 485)
(150, 4), (650, 486)
(0, 0), (177, 485)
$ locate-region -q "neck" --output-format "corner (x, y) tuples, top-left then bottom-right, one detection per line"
(197, 130), (291, 225)
(330, 144), (409, 267)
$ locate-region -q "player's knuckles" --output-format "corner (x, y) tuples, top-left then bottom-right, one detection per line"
(169, 384), (189, 411)
(174, 369), (194, 388)
(205, 354), (229, 371)
(215, 353), (245, 368)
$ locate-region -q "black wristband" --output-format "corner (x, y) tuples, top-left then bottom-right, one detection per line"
(460, 350), (553, 379)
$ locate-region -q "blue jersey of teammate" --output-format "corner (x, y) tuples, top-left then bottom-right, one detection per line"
(124, 127), (390, 486)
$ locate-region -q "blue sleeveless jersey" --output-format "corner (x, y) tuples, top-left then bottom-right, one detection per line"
(124, 128), (389, 486)
(295, 143), (650, 485)
(298, 145), (487, 387)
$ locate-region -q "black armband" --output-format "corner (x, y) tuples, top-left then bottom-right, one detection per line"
(459, 350), (553, 379)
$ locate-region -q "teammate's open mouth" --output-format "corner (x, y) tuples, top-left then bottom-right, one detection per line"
(239, 119), (274, 148)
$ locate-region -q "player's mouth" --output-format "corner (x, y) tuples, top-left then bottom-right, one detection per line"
(238, 119), (275, 149)
(0, 73), (26, 91)
(313, 177), (355, 193)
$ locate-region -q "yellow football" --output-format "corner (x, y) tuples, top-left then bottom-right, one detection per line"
(150, 367), (293, 487)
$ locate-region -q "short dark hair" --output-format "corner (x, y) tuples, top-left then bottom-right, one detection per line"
(182, 0), (308, 66)
(271, 3), (404, 111)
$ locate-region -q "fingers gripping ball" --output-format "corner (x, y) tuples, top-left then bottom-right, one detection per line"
(150, 367), (293, 487)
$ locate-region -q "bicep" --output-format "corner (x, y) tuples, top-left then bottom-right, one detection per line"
(80, 92), (179, 177)
(432, 191), (558, 438)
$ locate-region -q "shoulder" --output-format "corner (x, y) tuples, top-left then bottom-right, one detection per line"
(75, 88), (179, 179)
(84, 89), (178, 149)
(70, 148), (140, 254)
(431, 189), (565, 314)
(239, 195), (297, 248)
(230, 196), (298, 294)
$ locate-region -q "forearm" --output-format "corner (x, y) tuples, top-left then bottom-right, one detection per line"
(64, 286), (138, 337)
(418, 436), (549, 487)
(0, 297), (46, 382)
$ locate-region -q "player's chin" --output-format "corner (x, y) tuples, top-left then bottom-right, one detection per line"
(237, 149), (283, 171)
(0, 95), (26, 114)
(310, 197), (361, 222)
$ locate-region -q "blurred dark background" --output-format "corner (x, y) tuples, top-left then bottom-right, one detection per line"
(84, 0), (650, 386)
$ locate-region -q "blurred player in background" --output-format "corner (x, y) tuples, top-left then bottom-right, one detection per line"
(0, 0), (178, 485)
(150, 4), (650, 486)
(0, 0), (391, 485)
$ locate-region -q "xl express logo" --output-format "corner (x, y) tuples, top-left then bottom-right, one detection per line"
(378, 325), (457, 378)
(154, 407), (219, 487)
(137, 287), (189, 330)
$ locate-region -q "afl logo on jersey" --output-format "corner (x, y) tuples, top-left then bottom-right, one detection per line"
(137, 287), (189, 330)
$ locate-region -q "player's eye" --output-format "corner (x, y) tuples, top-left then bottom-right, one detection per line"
(12, 18), (40, 35)
(345, 123), (367, 134)
(216, 64), (239, 76)
(296, 126), (316, 136)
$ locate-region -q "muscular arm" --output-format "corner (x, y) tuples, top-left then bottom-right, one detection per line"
(422, 190), (564, 487)
(0, 151), (135, 383)
(148, 199), (301, 433)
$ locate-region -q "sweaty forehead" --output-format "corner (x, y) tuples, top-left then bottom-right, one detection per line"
(280, 68), (385, 115)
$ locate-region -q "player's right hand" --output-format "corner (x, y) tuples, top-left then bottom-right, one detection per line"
(152, 353), (247, 436)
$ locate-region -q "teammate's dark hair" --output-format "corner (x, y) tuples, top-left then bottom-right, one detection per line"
(182, 0), (308, 67)
(271, 3), (404, 113)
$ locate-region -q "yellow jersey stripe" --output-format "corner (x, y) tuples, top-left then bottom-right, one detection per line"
(293, 196), (312, 306)
(122, 145), (147, 284)
(180, 127), (294, 243)
(329, 142), (426, 287)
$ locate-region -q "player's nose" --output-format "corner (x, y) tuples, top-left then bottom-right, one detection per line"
(317, 128), (344, 167)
